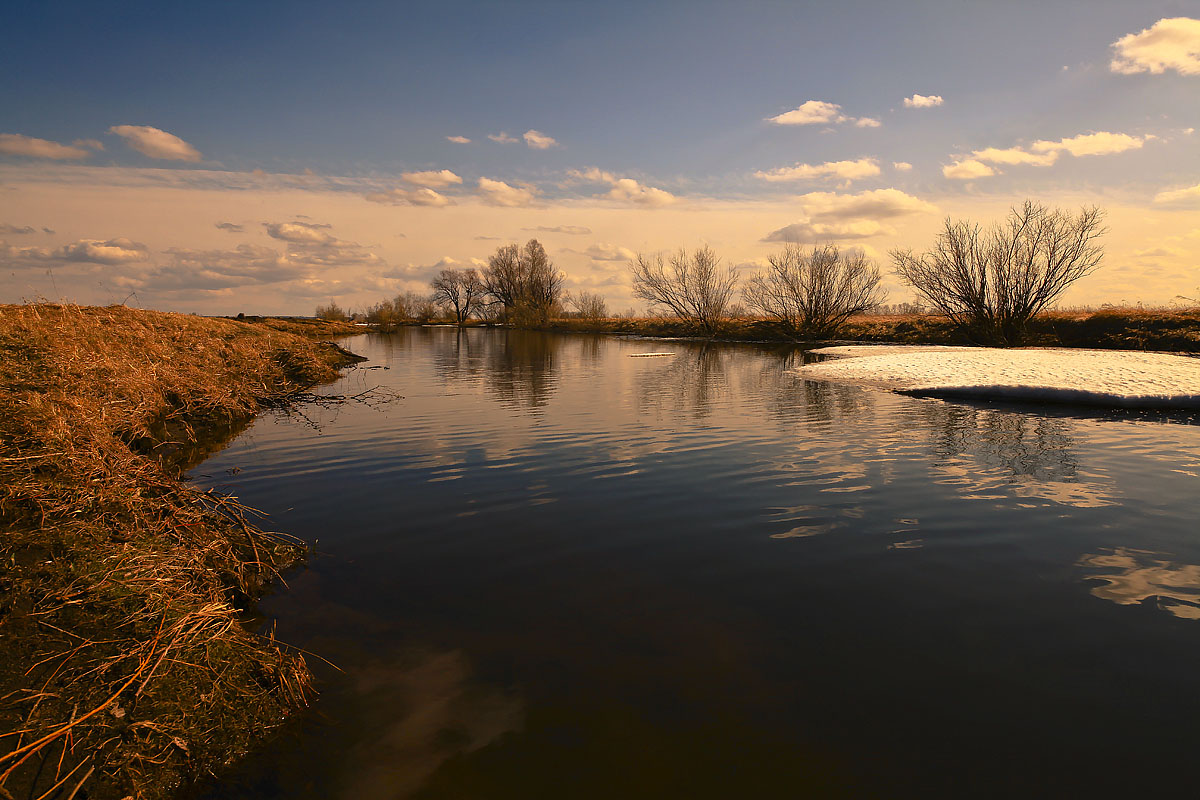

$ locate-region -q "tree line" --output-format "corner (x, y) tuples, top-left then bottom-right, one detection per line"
(321, 201), (1106, 347)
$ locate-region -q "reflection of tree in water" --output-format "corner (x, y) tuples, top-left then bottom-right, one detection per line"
(431, 328), (485, 387)
(635, 342), (731, 419)
(915, 402), (1079, 482)
(427, 329), (561, 411)
(1077, 547), (1200, 620)
(483, 330), (560, 411)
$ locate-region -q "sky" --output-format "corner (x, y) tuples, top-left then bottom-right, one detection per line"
(1, 0), (1199, 315)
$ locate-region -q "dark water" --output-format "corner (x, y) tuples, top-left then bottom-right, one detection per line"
(194, 328), (1200, 799)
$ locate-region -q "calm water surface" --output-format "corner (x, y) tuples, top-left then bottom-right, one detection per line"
(194, 328), (1200, 798)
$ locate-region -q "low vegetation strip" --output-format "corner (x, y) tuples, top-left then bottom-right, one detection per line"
(0, 304), (361, 800)
(538, 307), (1200, 353)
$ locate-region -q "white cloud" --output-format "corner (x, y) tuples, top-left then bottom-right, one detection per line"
(855, 117), (882, 128)
(446, 135), (471, 144)
(971, 146), (1059, 167)
(892, 161), (913, 171)
(523, 130), (558, 149)
(108, 125), (202, 161)
(1154, 182), (1200, 204)
(488, 132), (519, 144)
(1031, 131), (1147, 157)
(754, 157), (880, 183)
(796, 188), (937, 221)
(364, 187), (452, 206)
(762, 220), (891, 243)
(401, 169), (463, 188)
(1111, 17), (1200, 76)
(767, 100), (847, 126)
(949, 131), (1150, 178)
(943, 159), (996, 179)
(584, 243), (637, 261)
(477, 177), (537, 207)
(73, 138), (105, 151)
(569, 168), (676, 207)
(903, 94), (944, 108)
(0, 133), (90, 160)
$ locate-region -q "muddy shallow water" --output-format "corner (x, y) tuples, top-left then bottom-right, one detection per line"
(193, 328), (1200, 798)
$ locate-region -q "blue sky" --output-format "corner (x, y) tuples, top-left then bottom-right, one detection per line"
(2, 1), (1199, 313)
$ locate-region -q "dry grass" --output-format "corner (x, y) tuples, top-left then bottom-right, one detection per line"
(0, 304), (362, 800)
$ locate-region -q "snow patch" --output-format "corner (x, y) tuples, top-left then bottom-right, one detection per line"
(799, 347), (1200, 409)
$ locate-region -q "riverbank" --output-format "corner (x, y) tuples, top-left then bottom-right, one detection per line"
(536, 307), (1200, 352)
(0, 304), (362, 800)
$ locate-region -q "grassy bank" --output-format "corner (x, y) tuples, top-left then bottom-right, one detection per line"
(536, 307), (1200, 352)
(0, 304), (361, 800)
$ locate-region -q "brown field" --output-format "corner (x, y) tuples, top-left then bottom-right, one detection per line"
(0, 304), (362, 800)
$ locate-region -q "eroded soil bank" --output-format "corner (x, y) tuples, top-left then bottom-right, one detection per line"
(0, 304), (361, 800)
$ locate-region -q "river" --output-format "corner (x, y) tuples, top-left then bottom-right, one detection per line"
(193, 327), (1200, 798)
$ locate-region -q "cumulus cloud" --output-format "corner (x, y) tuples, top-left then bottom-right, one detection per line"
(73, 138), (105, 151)
(215, 221), (244, 233)
(3, 236), (152, 268)
(903, 94), (944, 108)
(264, 221), (337, 245)
(796, 188), (937, 221)
(569, 168), (676, 207)
(892, 161), (913, 171)
(762, 220), (891, 242)
(761, 188), (936, 243)
(525, 225), (592, 235)
(943, 159), (996, 179)
(753, 157), (880, 183)
(255, 220), (381, 269)
(0, 133), (91, 160)
(401, 169), (463, 188)
(488, 132), (519, 144)
(1154, 182), (1200, 204)
(446, 135), (471, 144)
(0, 223), (37, 235)
(56, 238), (151, 264)
(855, 117), (882, 128)
(1111, 17), (1200, 76)
(364, 187), (452, 206)
(108, 125), (202, 161)
(1031, 131), (1148, 157)
(947, 131), (1151, 178)
(149, 244), (300, 290)
(584, 243), (637, 261)
(523, 130), (558, 149)
(969, 146), (1059, 166)
(767, 100), (847, 126)
(477, 177), (537, 207)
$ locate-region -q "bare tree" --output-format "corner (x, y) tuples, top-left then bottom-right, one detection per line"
(891, 201), (1106, 345)
(431, 268), (486, 325)
(565, 290), (609, 320)
(315, 300), (347, 321)
(743, 243), (885, 339)
(481, 239), (565, 326)
(629, 245), (738, 334)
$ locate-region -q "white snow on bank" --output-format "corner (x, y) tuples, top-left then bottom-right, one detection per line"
(800, 346), (1200, 409)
